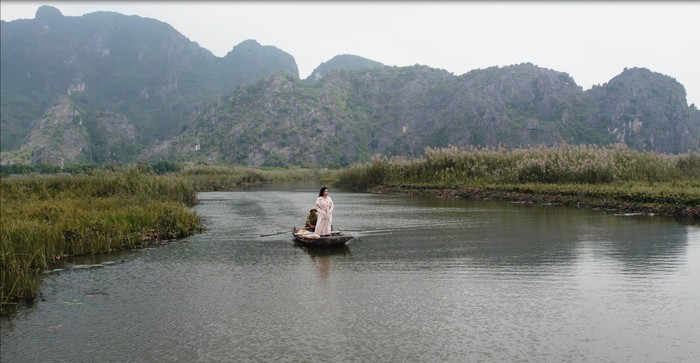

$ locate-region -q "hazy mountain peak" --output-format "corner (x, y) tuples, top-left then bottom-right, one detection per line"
(232, 39), (261, 49)
(220, 39), (299, 79)
(224, 39), (282, 57)
(307, 54), (384, 82)
(35, 5), (63, 20)
(2, 6), (698, 167)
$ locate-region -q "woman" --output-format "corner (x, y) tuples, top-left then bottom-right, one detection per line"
(314, 186), (334, 236)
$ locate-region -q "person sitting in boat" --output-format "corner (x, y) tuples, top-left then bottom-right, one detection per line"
(305, 208), (318, 232)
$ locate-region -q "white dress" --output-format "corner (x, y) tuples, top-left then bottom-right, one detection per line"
(314, 196), (334, 235)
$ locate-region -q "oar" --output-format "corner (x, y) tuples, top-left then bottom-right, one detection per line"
(259, 230), (292, 237)
(334, 228), (366, 232)
(334, 228), (392, 234)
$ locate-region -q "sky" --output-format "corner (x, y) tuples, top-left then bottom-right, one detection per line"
(2, 1), (699, 106)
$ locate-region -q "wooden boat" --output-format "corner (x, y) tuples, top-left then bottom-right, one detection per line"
(292, 229), (353, 247)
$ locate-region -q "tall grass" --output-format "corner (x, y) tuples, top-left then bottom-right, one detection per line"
(336, 144), (700, 219)
(0, 163), (340, 312)
(1, 168), (203, 312)
(337, 144), (700, 189)
(180, 164), (338, 191)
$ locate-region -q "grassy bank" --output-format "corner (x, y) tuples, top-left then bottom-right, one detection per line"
(0, 163), (338, 313)
(1, 169), (204, 313)
(336, 144), (700, 221)
(4, 146), (697, 312)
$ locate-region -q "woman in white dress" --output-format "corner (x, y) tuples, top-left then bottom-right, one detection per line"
(314, 187), (334, 236)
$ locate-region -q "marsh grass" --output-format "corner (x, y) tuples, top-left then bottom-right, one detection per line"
(0, 163), (338, 312)
(336, 144), (700, 219)
(180, 164), (338, 191)
(1, 169), (203, 312)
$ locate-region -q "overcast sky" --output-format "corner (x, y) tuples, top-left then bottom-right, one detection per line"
(2, 1), (699, 106)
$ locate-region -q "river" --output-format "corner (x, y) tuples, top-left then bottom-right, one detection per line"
(2, 183), (699, 362)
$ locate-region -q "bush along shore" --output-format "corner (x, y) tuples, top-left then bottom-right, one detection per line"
(0, 168), (204, 313)
(336, 144), (700, 222)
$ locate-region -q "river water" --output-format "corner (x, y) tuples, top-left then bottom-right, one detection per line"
(2, 183), (699, 362)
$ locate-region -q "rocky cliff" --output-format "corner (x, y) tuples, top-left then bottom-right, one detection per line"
(2, 6), (698, 168)
(0, 96), (139, 166)
(584, 67), (699, 153)
(1, 6), (298, 155)
(144, 64), (700, 167)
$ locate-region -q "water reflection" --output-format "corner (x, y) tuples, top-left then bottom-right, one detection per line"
(313, 254), (332, 279)
(296, 244), (351, 258)
(343, 194), (691, 275)
(296, 245), (350, 279)
(580, 216), (689, 269)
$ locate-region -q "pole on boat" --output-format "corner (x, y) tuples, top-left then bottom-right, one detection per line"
(259, 230), (292, 237)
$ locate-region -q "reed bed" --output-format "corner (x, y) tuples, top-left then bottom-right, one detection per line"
(336, 144), (700, 220)
(1, 169), (203, 312)
(180, 164), (338, 191)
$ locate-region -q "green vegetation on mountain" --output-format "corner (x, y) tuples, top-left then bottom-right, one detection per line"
(306, 54), (384, 82)
(148, 64), (699, 167)
(1, 6), (298, 159)
(2, 6), (699, 168)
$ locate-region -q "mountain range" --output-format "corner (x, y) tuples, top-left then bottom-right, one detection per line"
(1, 6), (698, 167)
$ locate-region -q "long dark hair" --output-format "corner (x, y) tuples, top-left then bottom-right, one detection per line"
(319, 186), (328, 197)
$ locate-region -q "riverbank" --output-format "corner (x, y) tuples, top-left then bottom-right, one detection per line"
(3, 145), (698, 312)
(371, 183), (700, 222)
(337, 145), (700, 223)
(0, 163), (339, 314)
(0, 169), (204, 313)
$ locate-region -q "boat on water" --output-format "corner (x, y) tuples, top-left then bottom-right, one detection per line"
(292, 228), (353, 247)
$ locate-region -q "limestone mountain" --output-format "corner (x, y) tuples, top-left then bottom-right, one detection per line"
(2, 6), (698, 168)
(306, 54), (384, 82)
(6, 96), (92, 166)
(584, 67), (700, 153)
(0, 6), (298, 157)
(214, 39), (299, 93)
(0, 96), (139, 166)
(144, 64), (699, 167)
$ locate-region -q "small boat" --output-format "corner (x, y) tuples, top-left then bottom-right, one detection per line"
(292, 229), (353, 247)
